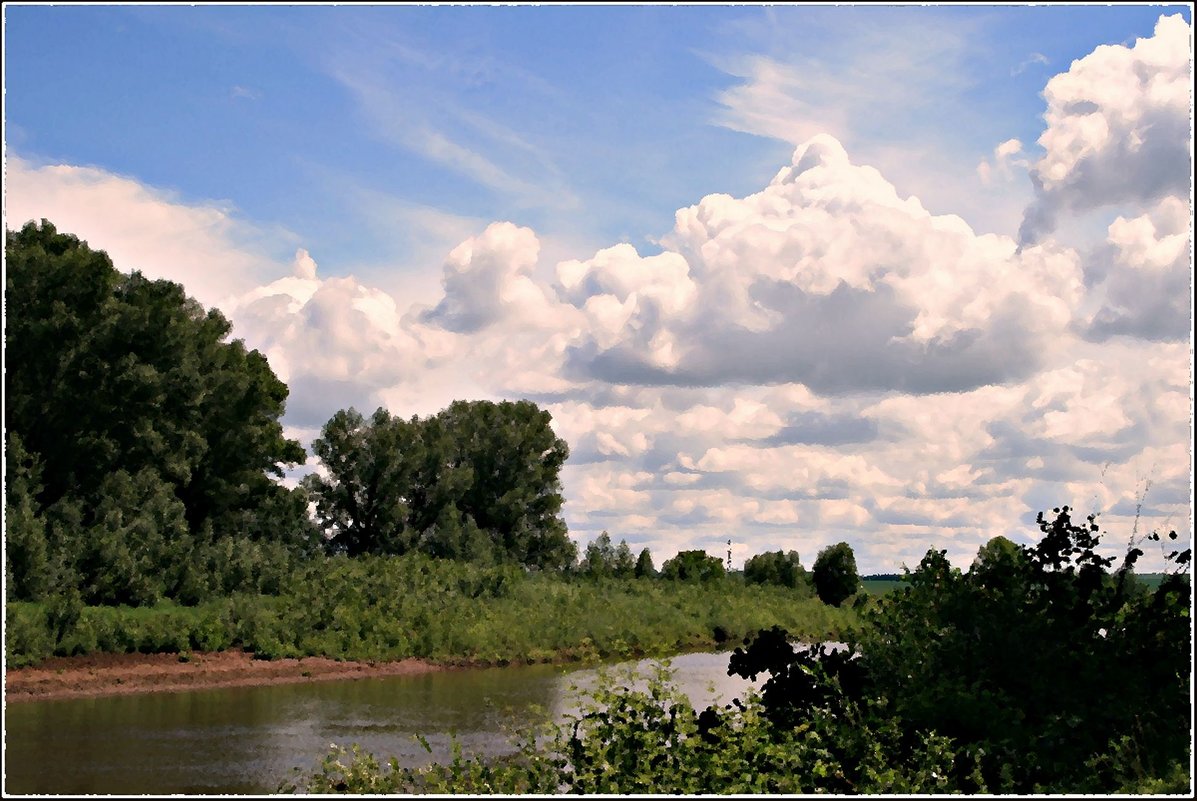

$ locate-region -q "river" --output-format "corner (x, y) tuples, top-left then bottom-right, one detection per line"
(2, 651), (762, 794)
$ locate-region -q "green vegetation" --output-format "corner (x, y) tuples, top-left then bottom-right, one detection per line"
(5, 220), (315, 608)
(290, 508), (1191, 794)
(659, 549), (726, 582)
(743, 550), (807, 589)
(5, 554), (857, 667)
(303, 402), (575, 568)
(812, 541), (860, 606)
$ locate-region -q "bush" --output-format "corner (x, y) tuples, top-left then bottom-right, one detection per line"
(660, 550), (725, 582)
(812, 542), (860, 606)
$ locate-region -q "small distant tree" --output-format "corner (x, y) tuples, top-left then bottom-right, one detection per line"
(614, 540), (636, 578)
(812, 542), (859, 606)
(581, 531), (617, 577)
(634, 547), (656, 578)
(744, 549), (807, 589)
(660, 550), (725, 582)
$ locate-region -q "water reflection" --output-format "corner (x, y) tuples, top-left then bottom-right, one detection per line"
(3, 651), (758, 795)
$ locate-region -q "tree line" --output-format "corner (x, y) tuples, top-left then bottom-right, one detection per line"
(5, 220), (858, 610)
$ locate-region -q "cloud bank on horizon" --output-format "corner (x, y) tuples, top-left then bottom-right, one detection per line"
(4, 9), (1192, 572)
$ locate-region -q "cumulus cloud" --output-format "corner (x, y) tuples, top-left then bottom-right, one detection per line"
(1019, 14), (1193, 245)
(1079, 197), (1192, 342)
(564, 134), (1085, 395)
(5, 18), (1190, 571)
(977, 138), (1027, 185)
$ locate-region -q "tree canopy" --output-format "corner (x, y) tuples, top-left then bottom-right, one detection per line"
(4, 220), (312, 604)
(744, 549), (807, 589)
(660, 550), (725, 582)
(812, 542), (860, 606)
(302, 400), (576, 569)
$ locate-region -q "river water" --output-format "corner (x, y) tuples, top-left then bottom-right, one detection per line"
(2, 651), (761, 795)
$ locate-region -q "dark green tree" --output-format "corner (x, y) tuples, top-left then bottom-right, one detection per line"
(580, 531), (617, 577)
(812, 542), (859, 606)
(4, 221), (307, 539)
(613, 540), (635, 578)
(744, 549), (807, 589)
(660, 550), (725, 582)
(4, 220), (312, 603)
(436, 399), (574, 569)
(302, 408), (423, 557)
(303, 399), (576, 569)
(634, 547), (656, 578)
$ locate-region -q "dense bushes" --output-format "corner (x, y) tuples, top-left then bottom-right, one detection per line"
(5, 553), (858, 668)
(289, 508), (1191, 795)
(727, 507), (1192, 793)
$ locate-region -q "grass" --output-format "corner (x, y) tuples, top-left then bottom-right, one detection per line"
(5, 554), (860, 668)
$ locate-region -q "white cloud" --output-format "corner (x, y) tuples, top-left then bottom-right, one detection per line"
(5, 17), (1190, 573)
(1079, 197), (1192, 342)
(1019, 14), (1193, 245)
(4, 156), (290, 310)
(566, 134), (1085, 395)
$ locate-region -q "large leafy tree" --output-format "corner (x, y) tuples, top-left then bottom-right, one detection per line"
(744, 549), (808, 590)
(4, 220), (310, 601)
(304, 399), (576, 569)
(812, 542), (860, 606)
(660, 550), (725, 582)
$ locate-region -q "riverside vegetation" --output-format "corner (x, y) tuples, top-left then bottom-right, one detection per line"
(4, 220), (858, 668)
(294, 510), (1191, 795)
(5, 221), (1191, 794)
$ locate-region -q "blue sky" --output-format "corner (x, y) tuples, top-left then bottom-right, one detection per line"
(4, 4), (1193, 572)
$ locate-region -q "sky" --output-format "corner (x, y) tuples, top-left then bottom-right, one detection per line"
(3, 3), (1193, 573)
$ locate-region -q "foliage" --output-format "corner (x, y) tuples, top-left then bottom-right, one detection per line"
(728, 507), (1192, 793)
(743, 549), (810, 593)
(579, 531), (636, 578)
(4, 220), (313, 605)
(634, 547), (656, 579)
(660, 550), (725, 582)
(5, 554), (858, 667)
(292, 662), (966, 794)
(812, 541), (860, 606)
(302, 400), (575, 569)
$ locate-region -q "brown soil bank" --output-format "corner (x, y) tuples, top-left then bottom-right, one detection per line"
(4, 650), (444, 704)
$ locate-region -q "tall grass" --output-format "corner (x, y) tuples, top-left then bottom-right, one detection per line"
(5, 554), (858, 667)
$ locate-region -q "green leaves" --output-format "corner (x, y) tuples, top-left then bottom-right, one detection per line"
(304, 400), (575, 568)
(660, 550), (725, 582)
(5, 220), (308, 605)
(812, 541), (860, 606)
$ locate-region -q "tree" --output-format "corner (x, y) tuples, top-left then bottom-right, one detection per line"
(732, 507), (1193, 793)
(812, 542), (859, 606)
(634, 547), (656, 578)
(660, 550), (725, 582)
(580, 531), (617, 577)
(613, 540), (636, 578)
(744, 549), (807, 589)
(304, 399), (576, 569)
(4, 220), (311, 603)
(302, 408), (423, 557)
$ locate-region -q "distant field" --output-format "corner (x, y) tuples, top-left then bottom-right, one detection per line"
(859, 572), (1184, 595)
(860, 577), (907, 595)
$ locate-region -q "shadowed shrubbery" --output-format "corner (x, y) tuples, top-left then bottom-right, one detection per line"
(288, 507), (1191, 795)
